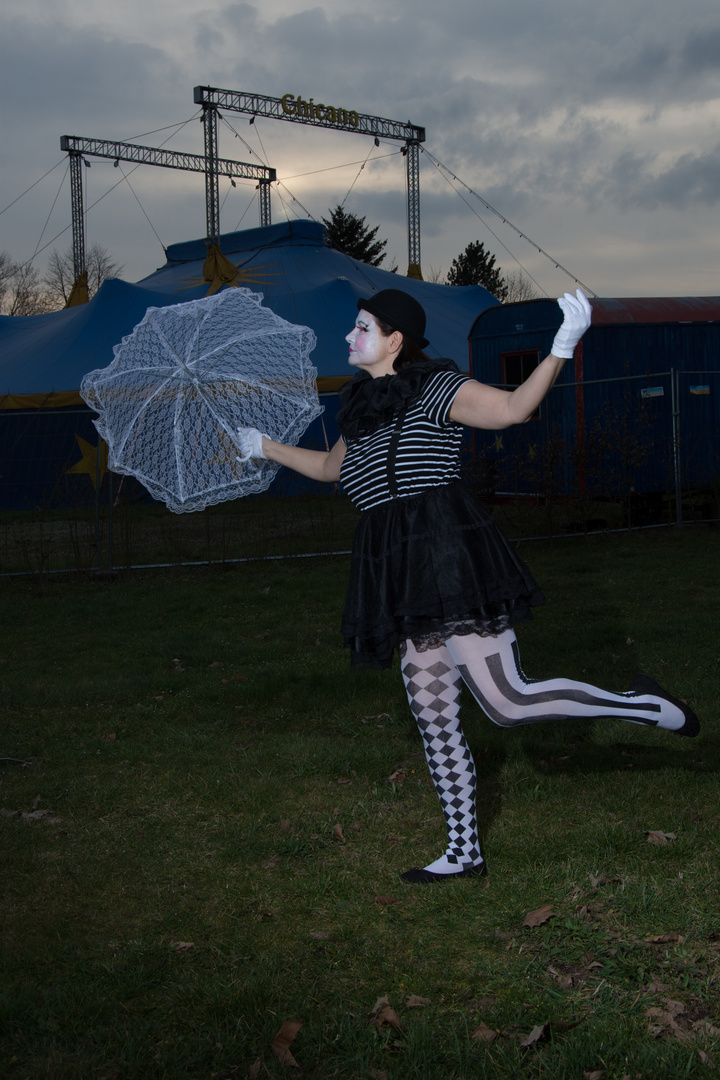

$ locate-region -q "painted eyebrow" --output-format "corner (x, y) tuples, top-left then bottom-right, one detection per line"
(356, 319), (369, 329)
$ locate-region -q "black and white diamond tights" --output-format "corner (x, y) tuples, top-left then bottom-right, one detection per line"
(401, 639), (482, 875)
(400, 629), (689, 875)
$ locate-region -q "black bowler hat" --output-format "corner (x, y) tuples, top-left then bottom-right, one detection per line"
(356, 289), (429, 348)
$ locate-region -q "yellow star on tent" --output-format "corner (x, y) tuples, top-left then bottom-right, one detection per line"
(493, 435), (504, 452)
(66, 434), (108, 488)
(175, 259), (285, 294)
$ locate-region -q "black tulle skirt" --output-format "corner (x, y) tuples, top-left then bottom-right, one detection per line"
(341, 483), (545, 670)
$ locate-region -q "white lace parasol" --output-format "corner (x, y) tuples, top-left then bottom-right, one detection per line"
(80, 288), (323, 513)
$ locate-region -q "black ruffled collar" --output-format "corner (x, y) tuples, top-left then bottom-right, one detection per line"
(336, 358), (460, 441)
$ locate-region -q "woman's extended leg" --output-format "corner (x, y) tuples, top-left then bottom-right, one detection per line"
(446, 629), (699, 735)
(400, 638), (486, 882)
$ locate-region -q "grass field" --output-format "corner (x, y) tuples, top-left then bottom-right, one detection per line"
(1, 523), (718, 1079)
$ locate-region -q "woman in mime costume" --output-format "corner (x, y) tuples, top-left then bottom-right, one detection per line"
(237, 288), (699, 884)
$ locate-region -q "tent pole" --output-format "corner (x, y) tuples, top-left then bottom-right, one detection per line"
(107, 467), (113, 572)
(95, 439), (104, 571)
(671, 368), (682, 525)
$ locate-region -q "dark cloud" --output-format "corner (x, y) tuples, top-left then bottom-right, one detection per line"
(2, 0), (720, 294)
(0, 16), (179, 123)
(595, 144), (720, 210)
(679, 27), (720, 74)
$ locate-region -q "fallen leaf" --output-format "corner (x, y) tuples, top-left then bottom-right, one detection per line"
(694, 1018), (720, 1039)
(368, 996), (402, 1032)
(271, 1021), (302, 1068)
(584, 1071), (605, 1080)
(369, 1070), (388, 1080)
(519, 1023), (550, 1047)
(471, 1021), (498, 1044)
(644, 1006), (691, 1042)
(645, 932), (685, 944)
(404, 995), (430, 1008)
(548, 966), (574, 990)
(577, 904), (610, 921)
(104, 732), (116, 742)
(474, 995), (497, 1011)
(333, 823), (345, 843)
(375, 895), (397, 906)
(280, 819), (291, 831)
(247, 1061), (262, 1080)
(523, 905), (555, 928)
(1, 807), (61, 824)
(698, 1050), (716, 1068)
(664, 1000), (685, 1017)
(169, 941), (195, 952)
(645, 830), (677, 846)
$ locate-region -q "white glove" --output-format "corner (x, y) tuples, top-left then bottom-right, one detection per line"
(551, 288), (592, 358)
(236, 427), (267, 462)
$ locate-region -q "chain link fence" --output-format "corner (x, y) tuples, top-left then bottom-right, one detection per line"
(1, 368), (718, 576)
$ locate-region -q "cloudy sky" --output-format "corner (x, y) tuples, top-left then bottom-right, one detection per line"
(2, 0), (719, 298)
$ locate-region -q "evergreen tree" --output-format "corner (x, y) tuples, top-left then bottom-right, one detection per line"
(322, 205), (388, 267)
(446, 240), (507, 300)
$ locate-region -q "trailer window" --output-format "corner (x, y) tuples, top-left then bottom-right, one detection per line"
(502, 350), (541, 419)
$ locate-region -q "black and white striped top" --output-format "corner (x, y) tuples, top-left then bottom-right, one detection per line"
(340, 368), (471, 511)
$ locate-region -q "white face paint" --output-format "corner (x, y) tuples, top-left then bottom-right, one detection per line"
(345, 310), (398, 378)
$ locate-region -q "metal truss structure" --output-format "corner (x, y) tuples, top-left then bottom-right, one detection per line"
(60, 135), (276, 279)
(194, 86), (426, 276)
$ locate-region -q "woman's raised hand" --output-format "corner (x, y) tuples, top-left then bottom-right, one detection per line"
(551, 289), (592, 359)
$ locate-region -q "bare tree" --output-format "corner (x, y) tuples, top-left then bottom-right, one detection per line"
(45, 243), (124, 305)
(0, 251), (14, 310)
(424, 264), (446, 283)
(0, 255), (55, 316)
(502, 269), (541, 303)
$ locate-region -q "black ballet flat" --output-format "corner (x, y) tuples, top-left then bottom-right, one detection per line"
(630, 674), (700, 738)
(401, 861), (487, 884)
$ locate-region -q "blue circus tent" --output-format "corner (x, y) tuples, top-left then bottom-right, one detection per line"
(0, 220), (498, 509)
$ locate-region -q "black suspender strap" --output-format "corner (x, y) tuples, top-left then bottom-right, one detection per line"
(386, 407), (407, 498)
